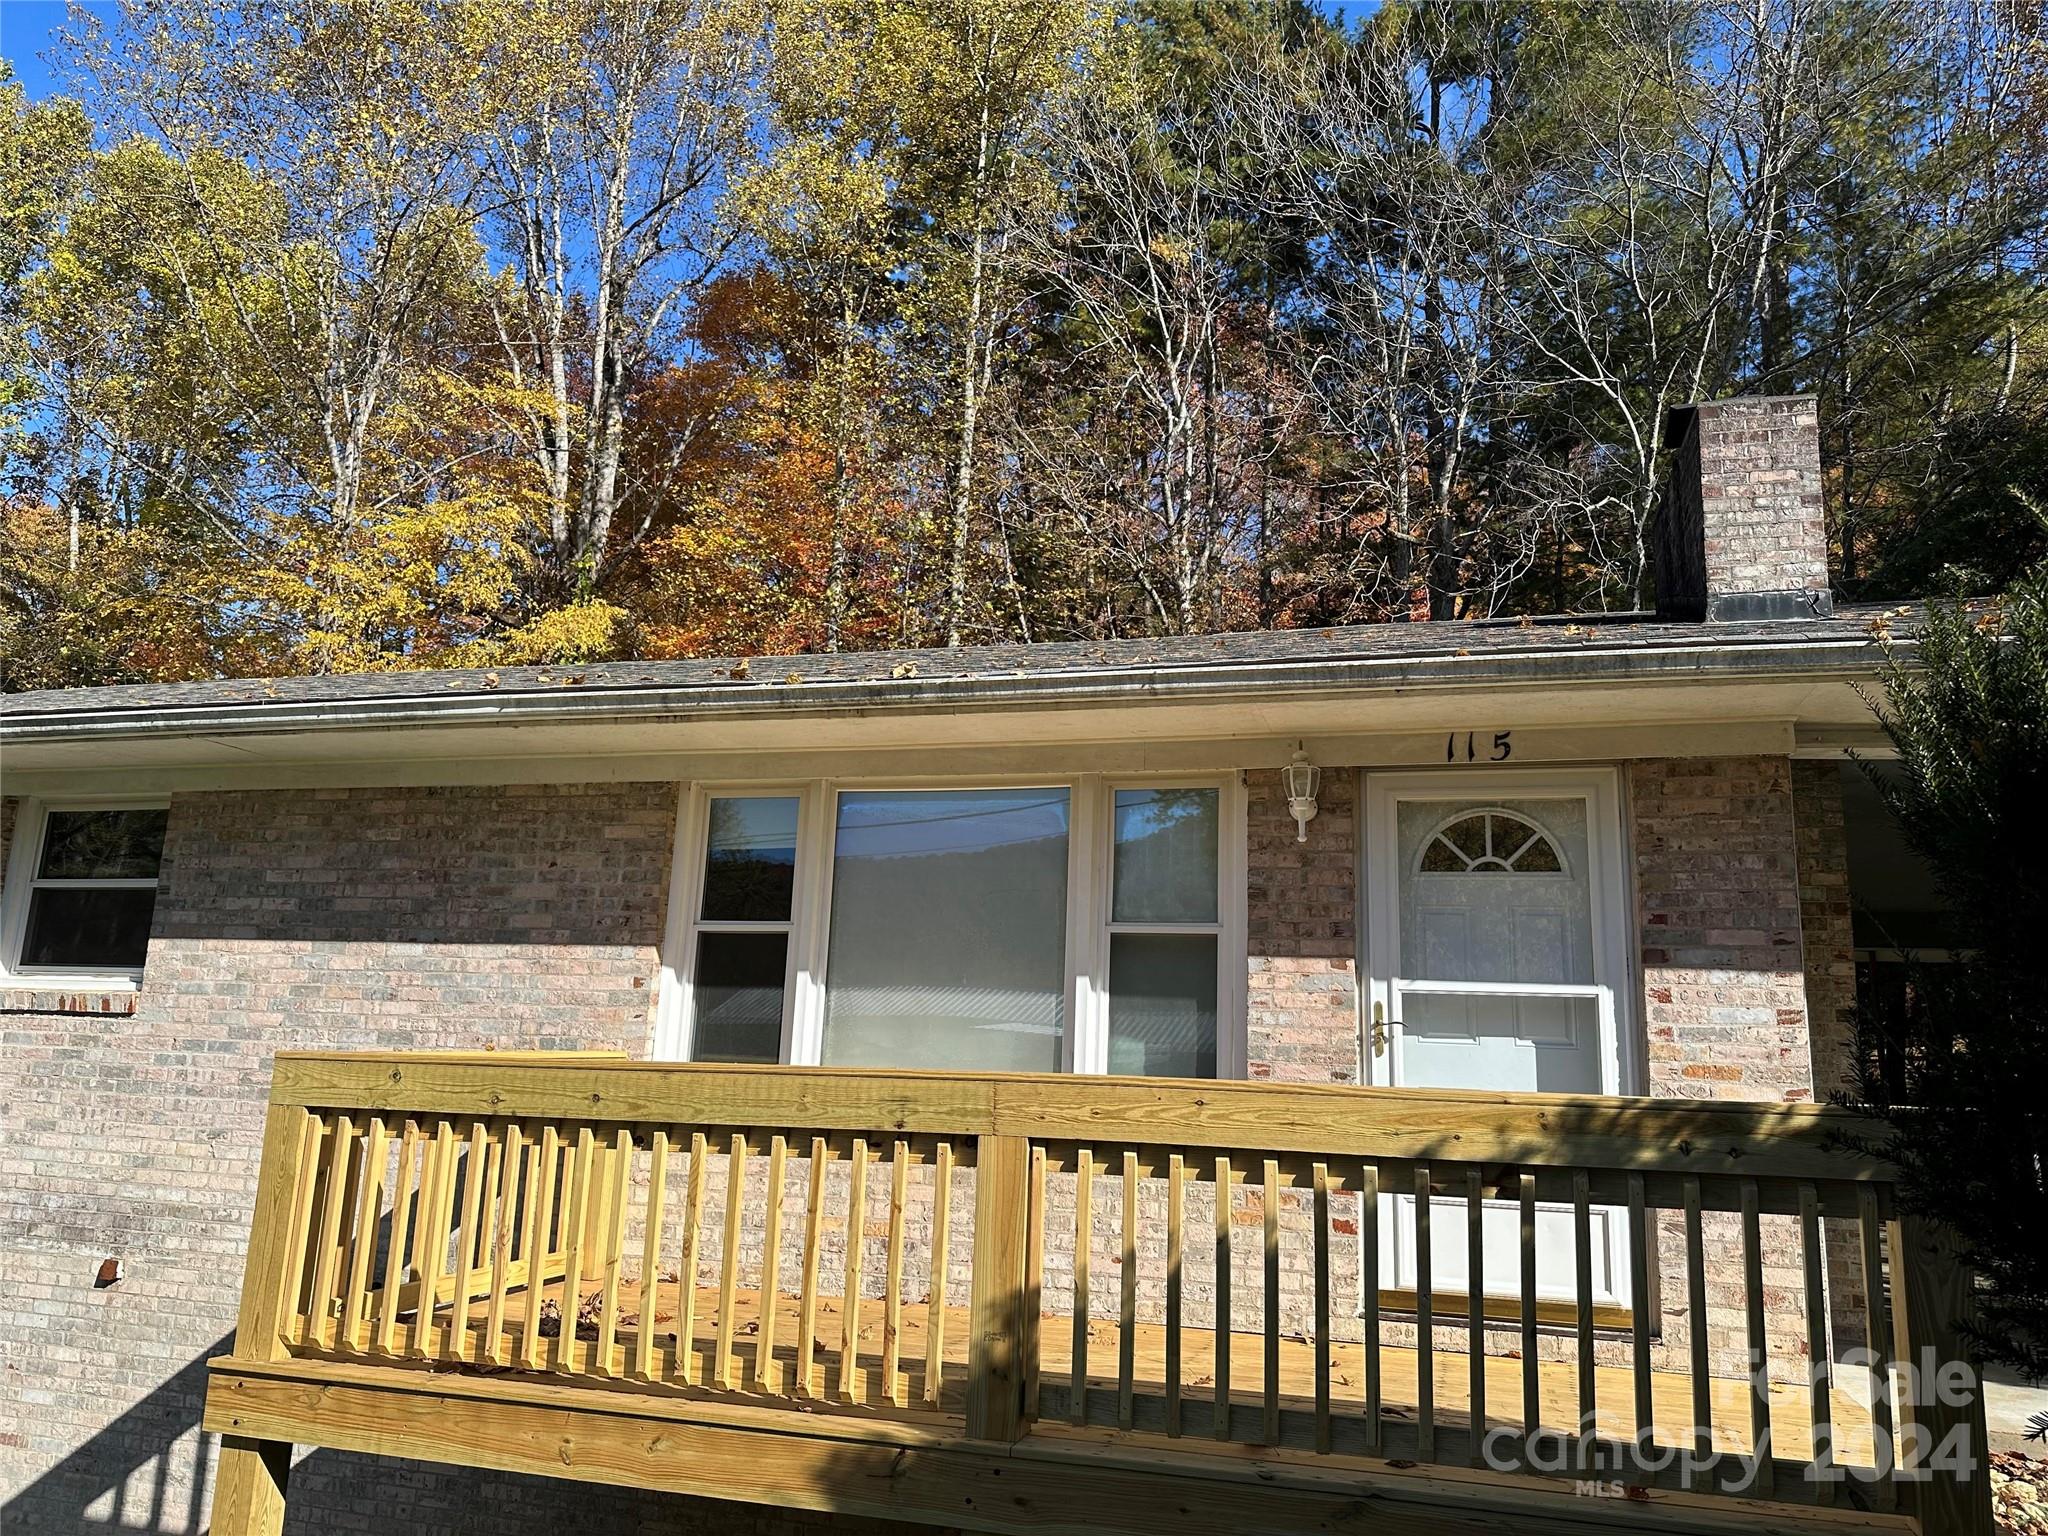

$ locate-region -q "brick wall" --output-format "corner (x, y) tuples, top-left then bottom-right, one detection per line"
(1630, 756), (1821, 1380)
(1791, 761), (1857, 1098)
(1789, 759), (1872, 1358)
(1633, 755), (1814, 1103)
(1245, 766), (1359, 1084)
(0, 784), (925, 1535)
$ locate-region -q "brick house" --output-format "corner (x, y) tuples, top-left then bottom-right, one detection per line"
(0, 396), (1952, 1534)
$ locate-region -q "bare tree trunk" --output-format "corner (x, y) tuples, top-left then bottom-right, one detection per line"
(825, 285), (854, 653)
(945, 84), (996, 648)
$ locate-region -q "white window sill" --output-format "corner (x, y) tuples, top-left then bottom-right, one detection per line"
(0, 973), (142, 995)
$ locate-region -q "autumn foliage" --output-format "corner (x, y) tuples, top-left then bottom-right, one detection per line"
(3, 0), (2046, 688)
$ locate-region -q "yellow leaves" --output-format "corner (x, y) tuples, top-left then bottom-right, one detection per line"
(1146, 234), (1193, 265)
(489, 603), (638, 666)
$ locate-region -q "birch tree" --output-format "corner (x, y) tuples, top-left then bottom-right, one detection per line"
(473, 0), (766, 601)
(1010, 72), (1253, 634)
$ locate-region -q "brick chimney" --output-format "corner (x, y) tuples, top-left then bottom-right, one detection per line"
(1657, 395), (1832, 622)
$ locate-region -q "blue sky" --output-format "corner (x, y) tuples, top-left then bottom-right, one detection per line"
(3, 1), (108, 99)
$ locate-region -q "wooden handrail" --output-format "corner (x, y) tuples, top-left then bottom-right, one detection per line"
(268, 1053), (1888, 1184)
(208, 1053), (1991, 1536)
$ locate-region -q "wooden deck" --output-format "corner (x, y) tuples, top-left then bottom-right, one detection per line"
(201, 1053), (1993, 1536)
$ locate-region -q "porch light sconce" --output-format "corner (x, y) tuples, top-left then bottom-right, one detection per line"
(1284, 748), (1320, 842)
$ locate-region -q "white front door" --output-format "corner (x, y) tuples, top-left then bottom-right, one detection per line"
(1363, 770), (1634, 1312)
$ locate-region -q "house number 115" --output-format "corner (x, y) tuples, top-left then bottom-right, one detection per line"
(1447, 731), (1513, 762)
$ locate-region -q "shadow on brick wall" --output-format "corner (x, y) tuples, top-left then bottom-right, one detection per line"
(2, 1332), (958, 1536)
(4, 1351), (218, 1533)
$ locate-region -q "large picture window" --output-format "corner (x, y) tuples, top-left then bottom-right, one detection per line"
(4, 803), (169, 981)
(822, 789), (1069, 1072)
(658, 777), (1243, 1077)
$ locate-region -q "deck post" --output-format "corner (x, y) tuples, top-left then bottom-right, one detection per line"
(965, 1133), (1031, 1443)
(212, 1435), (290, 1535)
(1891, 1211), (1994, 1536)
(237, 1102), (318, 1362)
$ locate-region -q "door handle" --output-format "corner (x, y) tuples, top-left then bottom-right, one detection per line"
(1371, 1000), (1392, 1058)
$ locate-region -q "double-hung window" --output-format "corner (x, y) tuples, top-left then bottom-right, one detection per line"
(659, 777), (1242, 1077)
(684, 794), (801, 1063)
(1103, 787), (1223, 1078)
(3, 802), (170, 985)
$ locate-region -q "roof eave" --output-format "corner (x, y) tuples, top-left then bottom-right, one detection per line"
(0, 630), (1894, 748)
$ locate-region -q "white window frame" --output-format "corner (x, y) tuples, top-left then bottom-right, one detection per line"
(655, 773), (1248, 1078)
(0, 796), (172, 991)
(653, 783), (814, 1064)
(1077, 775), (1246, 1078)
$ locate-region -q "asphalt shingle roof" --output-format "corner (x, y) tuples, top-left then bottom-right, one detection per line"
(2, 606), (1901, 724)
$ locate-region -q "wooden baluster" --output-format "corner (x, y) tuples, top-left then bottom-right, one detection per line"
(340, 1117), (387, 1352)
(632, 1131), (669, 1381)
(1070, 1147), (1092, 1426)
(483, 1124), (522, 1366)
(305, 1114), (355, 1349)
(1735, 1178), (1772, 1495)
(1467, 1167), (1486, 1465)
(466, 1122), (504, 1362)
(1415, 1163), (1434, 1462)
(554, 1128), (594, 1373)
(596, 1128), (633, 1377)
(1213, 1154), (1232, 1442)
(1798, 1182), (1834, 1502)
(520, 1127), (560, 1371)
(408, 1122), (454, 1359)
(715, 1133), (749, 1390)
(797, 1136), (828, 1397)
(447, 1121), (490, 1362)
(1520, 1171), (1540, 1456)
(839, 1138), (870, 1402)
(1313, 1162), (1331, 1455)
(1684, 1176), (1711, 1492)
(882, 1139), (909, 1406)
(675, 1131), (708, 1384)
(925, 1140), (955, 1407)
(1361, 1162), (1382, 1455)
(373, 1121), (420, 1356)
(1165, 1152), (1185, 1438)
(1020, 1142), (1044, 1421)
(1628, 1172), (1653, 1458)
(756, 1134), (786, 1393)
(1858, 1184), (1898, 1504)
(1106, 1151), (1132, 1431)
(1262, 1158), (1280, 1446)
(581, 1131), (614, 1293)
(1574, 1169), (1595, 1459)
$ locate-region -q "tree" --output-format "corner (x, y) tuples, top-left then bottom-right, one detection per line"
(1228, 8), (1522, 622)
(1010, 59), (1259, 634)
(1850, 565), (2048, 1379)
(473, 0), (766, 602)
(881, 0), (1106, 645)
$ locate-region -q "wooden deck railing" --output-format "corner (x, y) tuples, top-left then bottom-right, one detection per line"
(203, 1052), (1993, 1536)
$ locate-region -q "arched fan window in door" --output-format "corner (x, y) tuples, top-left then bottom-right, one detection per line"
(1415, 808), (1567, 875)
